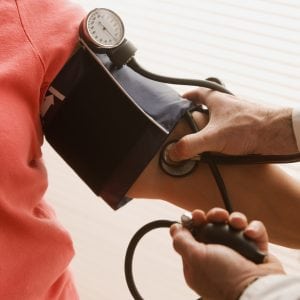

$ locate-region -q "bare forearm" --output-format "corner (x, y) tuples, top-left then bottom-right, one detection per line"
(202, 163), (300, 248)
(128, 113), (300, 248)
(134, 161), (300, 247)
(223, 164), (300, 248)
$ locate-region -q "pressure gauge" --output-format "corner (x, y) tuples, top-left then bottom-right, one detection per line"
(80, 8), (125, 50)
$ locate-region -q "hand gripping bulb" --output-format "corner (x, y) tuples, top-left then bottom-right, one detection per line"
(181, 212), (266, 264)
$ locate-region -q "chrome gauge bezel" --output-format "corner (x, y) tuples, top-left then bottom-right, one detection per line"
(81, 8), (125, 50)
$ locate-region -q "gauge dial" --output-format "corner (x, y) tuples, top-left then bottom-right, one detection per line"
(81, 8), (125, 49)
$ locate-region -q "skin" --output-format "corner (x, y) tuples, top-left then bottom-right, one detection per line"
(127, 89), (300, 299)
(169, 208), (285, 300)
(127, 110), (300, 248)
(168, 87), (298, 160)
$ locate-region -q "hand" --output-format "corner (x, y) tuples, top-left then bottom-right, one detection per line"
(168, 88), (297, 161)
(170, 208), (285, 300)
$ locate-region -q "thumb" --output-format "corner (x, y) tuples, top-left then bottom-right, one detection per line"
(244, 220), (269, 253)
(168, 127), (218, 161)
(170, 224), (205, 259)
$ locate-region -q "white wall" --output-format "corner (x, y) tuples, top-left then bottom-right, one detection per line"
(43, 1), (300, 299)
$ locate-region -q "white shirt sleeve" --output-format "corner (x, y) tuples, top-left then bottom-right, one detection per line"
(292, 108), (300, 151)
(240, 274), (300, 300)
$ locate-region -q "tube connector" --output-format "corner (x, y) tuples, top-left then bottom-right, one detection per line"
(181, 212), (194, 229)
(108, 39), (137, 68)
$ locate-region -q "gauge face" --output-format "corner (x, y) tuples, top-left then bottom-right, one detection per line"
(86, 8), (125, 49)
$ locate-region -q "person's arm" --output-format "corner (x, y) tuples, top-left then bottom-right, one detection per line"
(167, 87), (298, 160)
(169, 208), (285, 300)
(127, 110), (300, 248)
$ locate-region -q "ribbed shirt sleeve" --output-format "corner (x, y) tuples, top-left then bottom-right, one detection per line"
(240, 274), (300, 300)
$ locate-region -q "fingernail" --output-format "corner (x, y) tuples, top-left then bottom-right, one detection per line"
(165, 143), (180, 163)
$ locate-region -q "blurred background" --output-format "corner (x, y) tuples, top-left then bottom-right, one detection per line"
(43, 1), (300, 299)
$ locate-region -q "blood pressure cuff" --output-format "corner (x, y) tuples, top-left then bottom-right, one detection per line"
(41, 46), (194, 209)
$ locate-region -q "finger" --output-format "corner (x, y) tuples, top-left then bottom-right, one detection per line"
(170, 224), (201, 257)
(170, 223), (183, 238)
(206, 207), (229, 223)
(167, 127), (218, 161)
(183, 87), (215, 107)
(244, 220), (269, 252)
(228, 212), (248, 230)
(191, 111), (209, 130)
(191, 209), (206, 226)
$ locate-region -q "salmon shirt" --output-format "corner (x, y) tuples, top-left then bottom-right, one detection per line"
(0, 1), (85, 299)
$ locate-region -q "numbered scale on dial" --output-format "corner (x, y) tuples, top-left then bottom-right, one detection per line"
(81, 8), (125, 49)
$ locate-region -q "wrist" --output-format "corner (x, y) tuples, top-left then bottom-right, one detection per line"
(261, 107), (298, 154)
(234, 276), (260, 300)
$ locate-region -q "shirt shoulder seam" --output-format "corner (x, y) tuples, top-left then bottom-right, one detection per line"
(15, 0), (46, 73)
